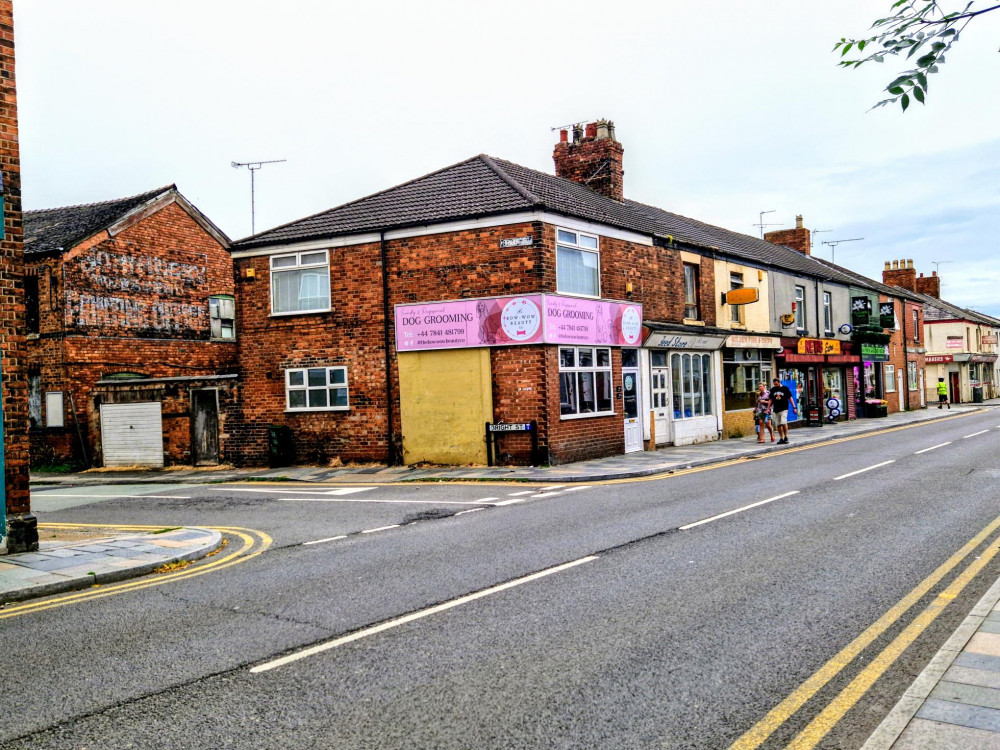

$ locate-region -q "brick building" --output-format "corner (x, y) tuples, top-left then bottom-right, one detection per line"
(0, 0), (32, 552)
(24, 186), (237, 468)
(228, 122), (890, 467)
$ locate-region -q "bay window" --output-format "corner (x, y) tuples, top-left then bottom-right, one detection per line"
(671, 352), (713, 419)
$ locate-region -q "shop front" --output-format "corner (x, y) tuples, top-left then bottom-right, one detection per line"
(970, 353), (998, 402)
(775, 337), (859, 423)
(855, 343), (890, 418)
(721, 334), (782, 438)
(643, 326), (725, 446)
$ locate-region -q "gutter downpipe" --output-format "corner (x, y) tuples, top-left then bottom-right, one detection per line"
(902, 296), (911, 411)
(380, 230), (397, 466)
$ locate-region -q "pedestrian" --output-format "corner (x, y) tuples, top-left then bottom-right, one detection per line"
(937, 377), (950, 409)
(754, 382), (775, 443)
(769, 377), (794, 444)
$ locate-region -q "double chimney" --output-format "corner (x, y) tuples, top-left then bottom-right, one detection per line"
(553, 119), (625, 202)
(882, 259), (941, 298)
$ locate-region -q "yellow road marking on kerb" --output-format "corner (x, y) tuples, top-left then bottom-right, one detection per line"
(729, 513), (1000, 750)
(0, 524), (271, 620)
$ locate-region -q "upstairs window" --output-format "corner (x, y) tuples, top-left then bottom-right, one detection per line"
(795, 286), (806, 331)
(25, 275), (39, 334)
(271, 251), (330, 314)
(729, 272), (744, 324)
(913, 309), (919, 342)
(823, 292), (833, 335)
(684, 264), (700, 320)
(556, 229), (600, 297)
(209, 295), (236, 339)
(286, 366), (349, 411)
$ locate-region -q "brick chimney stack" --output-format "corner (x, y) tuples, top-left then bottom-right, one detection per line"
(553, 119), (624, 202)
(764, 214), (811, 255)
(915, 270), (941, 298)
(882, 259), (918, 291)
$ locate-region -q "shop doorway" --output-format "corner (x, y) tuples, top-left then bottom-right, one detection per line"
(622, 349), (642, 453)
(191, 389), (220, 466)
(650, 352), (670, 445)
(949, 372), (961, 404)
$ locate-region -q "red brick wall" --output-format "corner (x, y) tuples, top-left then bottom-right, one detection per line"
(764, 226), (811, 255)
(553, 125), (624, 202)
(881, 296), (926, 412)
(0, 1), (32, 550)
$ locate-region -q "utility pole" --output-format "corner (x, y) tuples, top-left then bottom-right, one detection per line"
(231, 159), (286, 235)
(753, 209), (781, 239)
(821, 237), (864, 264)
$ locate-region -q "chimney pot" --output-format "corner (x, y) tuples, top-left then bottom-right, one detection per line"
(596, 119), (610, 140)
(884, 262), (891, 270)
(932, 271), (937, 277)
(608, 121), (616, 141)
(585, 122), (598, 139)
(795, 215), (803, 229)
(907, 259), (914, 269)
(892, 260), (899, 270)
(919, 272), (924, 277)
(553, 118), (625, 202)
(559, 129), (568, 143)
(572, 123), (583, 142)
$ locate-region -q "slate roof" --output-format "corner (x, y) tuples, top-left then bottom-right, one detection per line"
(229, 154), (882, 291)
(24, 186), (176, 256)
(909, 290), (1000, 326)
(809, 258), (922, 301)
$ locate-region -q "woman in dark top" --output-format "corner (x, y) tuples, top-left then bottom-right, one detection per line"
(754, 382), (775, 443)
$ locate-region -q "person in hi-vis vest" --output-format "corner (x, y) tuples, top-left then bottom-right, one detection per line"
(937, 377), (950, 409)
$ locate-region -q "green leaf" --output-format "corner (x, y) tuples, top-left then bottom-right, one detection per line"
(917, 53), (937, 67)
(841, 42), (854, 56)
(916, 71), (928, 90)
(858, 40), (867, 52)
(888, 85), (906, 95)
(913, 86), (925, 103)
(901, 93), (910, 111)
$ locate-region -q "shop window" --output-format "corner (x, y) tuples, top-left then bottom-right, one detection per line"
(559, 346), (613, 417)
(823, 292), (833, 335)
(285, 366), (348, 411)
(723, 349), (771, 411)
(907, 361), (918, 390)
(884, 364), (896, 392)
(25, 275), (39, 334)
(28, 374), (41, 429)
(824, 369), (844, 404)
(795, 286), (806, 331)
(729, 272), (744, 324)
(271, 251), (330, 314)
(671, 352), (713, 419)
(45, 391), (64, 428)
(684, 264), (700, 320)
(555, 228), (600, 297)
(210, 295), (236, 339)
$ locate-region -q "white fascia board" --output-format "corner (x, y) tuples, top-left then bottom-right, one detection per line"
(230, 211), (653, 259)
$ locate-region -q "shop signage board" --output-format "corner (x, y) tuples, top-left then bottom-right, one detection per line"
(723, 287), (759, 305)
(925, 355), (954, 364)
(395, 294), (642, 352)
(797, 338), (842, 355)
(946, 337), (964, 349)
(724, 334), (781, 349)
(970, 354), (998, 364)
(879, 302), (895, 329)
(983, 334), (998, 345)
(860, 343), (889, 362)
(851, 296), (872, 327)
(643, 332), (727, 350)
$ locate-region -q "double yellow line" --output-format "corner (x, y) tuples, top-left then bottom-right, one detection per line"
(731, 513), (1000, 749)
(0, 523), (272, 620)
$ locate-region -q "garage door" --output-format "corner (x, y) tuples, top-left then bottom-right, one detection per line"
(100, 402), (164, 467)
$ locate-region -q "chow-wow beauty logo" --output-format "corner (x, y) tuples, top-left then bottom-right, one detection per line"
(620, 306), (641, 345)
(500, 297), (541, 342)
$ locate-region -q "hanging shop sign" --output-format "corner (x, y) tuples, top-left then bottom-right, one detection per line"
(860, 343), (889, 362)
(797, 338), (842, 355)
(724, 334), (781, 349)
(780, 313), (796, 327)
(722, 287), (759, 305)
(879, 303), (895, 329)
(499, 236), (533, 248)
(851, 296), (873, 327)
(983, 334), (998, 345)
(925, 355), (953, 364)
(395, 294), (642, 352)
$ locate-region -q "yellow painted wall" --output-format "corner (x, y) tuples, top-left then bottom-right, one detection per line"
(398, 349), (493, 465)
(714, 260), (771, 333)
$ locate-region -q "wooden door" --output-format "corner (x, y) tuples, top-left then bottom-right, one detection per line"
(192, 390), (220, 466)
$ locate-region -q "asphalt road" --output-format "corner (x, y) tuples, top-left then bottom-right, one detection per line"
(3, 407), (1000, 749)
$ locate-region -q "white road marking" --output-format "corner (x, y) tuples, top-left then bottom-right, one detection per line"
(215, 487), (374, 496)
(679, 491), (800, 530)
(303, 535), (348, 546)
(278, 498), (480, 506)
(915, 442), (952, 454)
(507, 491), (536, 496)
(963, 430), (990, 439)
(473, 497), (499, 503)
(33, 494), (191, 499)
(531, 492), (563, 498)
(251, 555), (599, 673)
(493, 498), (526, 506)
(833, 460), (895, 481)
(323, 487), (374, 496)
(361, 525), (400, 534)
(562, 486), (592, 493)
(455, 508), (485, 516)
(542, 485), (566, 490)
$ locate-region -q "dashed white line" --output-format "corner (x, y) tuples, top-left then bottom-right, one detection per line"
(964, 430), (990, 439)
(303, 535), (348, 546)
(360, 525), (400, 534)
(473, 497), (499, 504)
(250, 555), (599, 673)
(455, 508), (485, 516)
(833, 460), (895, 481)
(562, 486), (593, 493)
(34, 494), (191, 499)
(277, 498), (478, 505)
(507, 491), (536, 496)
(679, 491), (800, 530)
(493, 498), (527, 506)
(915, 442), (952, 455)
(531, 492), (564, 498)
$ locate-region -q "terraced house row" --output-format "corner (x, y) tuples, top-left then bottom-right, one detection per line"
(22, 121), (1000, 475)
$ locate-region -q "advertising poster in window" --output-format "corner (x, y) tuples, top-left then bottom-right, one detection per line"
(395, 295), (642, 351)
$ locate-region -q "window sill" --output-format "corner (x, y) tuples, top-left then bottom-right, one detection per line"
(270, 308), (332, 318)
(729, 323), (747, 331)
(683, 319), (706, 327)
(559, 411), (616, 421)
(555, 290), (601, 300)
(285, 407), (350, 413)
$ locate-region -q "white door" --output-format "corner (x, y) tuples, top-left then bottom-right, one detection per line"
(898, 371), (906, 408)
(100, 402), (164, 467)
(919, 370), (926, 407)
(651, 366), (670, 445)
(622, 366), (642, 453)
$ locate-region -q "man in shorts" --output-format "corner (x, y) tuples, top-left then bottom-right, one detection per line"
(937, 377), (950, 409)
(769, 377), (794, 444)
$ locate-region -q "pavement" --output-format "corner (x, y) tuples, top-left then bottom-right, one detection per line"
(15, 398), (1000, 747)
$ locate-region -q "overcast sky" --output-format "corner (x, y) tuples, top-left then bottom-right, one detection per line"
(13, 1), (1000, 316)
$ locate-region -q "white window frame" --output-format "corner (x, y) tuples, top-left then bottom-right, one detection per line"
(285, 366), (349, 412)
(730, 272), (744, 324)
(823, 292), (833, 335)
(45, 391), (64, 428)
(671, 352), (713, 419)
(209, 295), (236, 339)
(884, 364), (896, 392)
(558, 346), (614, 419)
(912, 309), (919, 342)
(555, 228), (600, 298)
(908, 362), (918, 390)
(270, 250), (331, 316)
(684, 264), (700, 320)
(795, 286), (806, 331)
